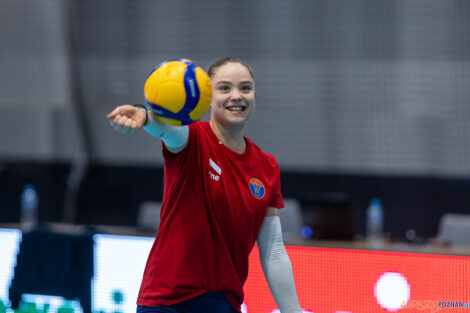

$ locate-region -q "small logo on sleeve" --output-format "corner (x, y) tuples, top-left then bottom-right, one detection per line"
(249, 178), (265, 199)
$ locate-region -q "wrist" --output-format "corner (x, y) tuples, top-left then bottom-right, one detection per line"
(133, 104), (149, 126)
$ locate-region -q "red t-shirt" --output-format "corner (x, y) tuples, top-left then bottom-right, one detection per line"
(137, 121), (284, 312)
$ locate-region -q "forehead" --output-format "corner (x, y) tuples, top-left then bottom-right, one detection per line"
(212, 62), (254, 83)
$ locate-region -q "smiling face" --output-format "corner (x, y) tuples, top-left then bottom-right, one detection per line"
(209, 62), (255, 128)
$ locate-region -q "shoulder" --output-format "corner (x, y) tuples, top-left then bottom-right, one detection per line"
(189, 120), (204, 132)
(163, 121), (204, 160)
(185, 120), (207, 143)
(189, 120), (212, 137)
(246, 138), (279, 170)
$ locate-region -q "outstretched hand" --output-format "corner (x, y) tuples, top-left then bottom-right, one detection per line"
(107, 105), (147, 135)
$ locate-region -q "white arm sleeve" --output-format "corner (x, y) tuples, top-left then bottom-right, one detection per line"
(143, 111), (188, 149)
(257, 216), (302, 313)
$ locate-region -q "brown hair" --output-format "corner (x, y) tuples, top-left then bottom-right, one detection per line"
(207, 57), (254, 80)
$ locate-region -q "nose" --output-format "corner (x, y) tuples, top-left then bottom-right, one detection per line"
(230, 88), (242, 102)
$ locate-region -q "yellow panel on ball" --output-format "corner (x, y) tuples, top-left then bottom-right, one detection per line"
(144, 59), (212, 125)
(144, 62), (187, 114)
(149, 114), (182, 126)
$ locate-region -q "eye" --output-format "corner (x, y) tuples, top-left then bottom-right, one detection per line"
(241, 85), (253, 92)
(218, 85), (230, 92)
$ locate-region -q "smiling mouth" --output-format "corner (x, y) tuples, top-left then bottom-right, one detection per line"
(226, 105), (246, 112)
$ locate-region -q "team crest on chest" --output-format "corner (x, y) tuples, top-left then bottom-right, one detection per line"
(249, 178), (265, 199)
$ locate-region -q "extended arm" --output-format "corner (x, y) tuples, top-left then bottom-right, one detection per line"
(107, 104), (188, 153)
(257, 207), (302, 313)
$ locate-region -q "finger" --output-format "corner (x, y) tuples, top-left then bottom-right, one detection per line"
(123, 119), (135, 135)
(112, 114), (122, 124)
(114, 116), (127, 133)
(109, 119), (121, 132)
(118, 115), (128, 125)
(112, 122), (122, 133)
(126, 128), (137, 136)
(107, 107), (124, 119)
(117, 125), (127, 134)
(116, 116), (129, 133)
(120, 126), (130, 135)
(122, 118), (134, 134)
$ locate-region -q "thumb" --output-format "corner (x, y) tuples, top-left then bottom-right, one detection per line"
(107, 106), (124, 120)
(107, 105), (135, 120)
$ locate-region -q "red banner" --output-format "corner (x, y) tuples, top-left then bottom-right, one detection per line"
(244, 245), (470, 313)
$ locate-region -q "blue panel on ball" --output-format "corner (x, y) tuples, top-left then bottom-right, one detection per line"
(145, 58), (202, 125)
(179, 63), (200, 124)
(146, 101), (195, 126)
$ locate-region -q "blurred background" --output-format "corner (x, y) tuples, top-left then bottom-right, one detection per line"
(1, 0), (470, 312)
(2, 0), (470, 240)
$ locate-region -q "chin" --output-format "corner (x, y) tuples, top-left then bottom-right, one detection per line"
(226, 113), (251, 125)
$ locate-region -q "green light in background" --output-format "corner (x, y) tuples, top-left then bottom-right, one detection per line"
(111, 291), (123, 305)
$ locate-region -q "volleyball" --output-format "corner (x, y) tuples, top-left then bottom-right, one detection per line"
(144, 59), (212, 126)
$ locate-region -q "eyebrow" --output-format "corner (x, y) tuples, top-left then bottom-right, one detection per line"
(216, 80), (253, 85)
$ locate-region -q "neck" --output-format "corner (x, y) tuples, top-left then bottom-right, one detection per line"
(209, 120), (246, 153)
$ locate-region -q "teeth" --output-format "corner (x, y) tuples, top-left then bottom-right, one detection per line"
(227, 106), (244, 111)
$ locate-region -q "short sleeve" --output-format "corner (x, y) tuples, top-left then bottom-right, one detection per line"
(161, 122), (200, 161)
(269, 157), (284, 209)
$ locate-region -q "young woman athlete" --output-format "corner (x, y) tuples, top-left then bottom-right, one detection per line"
(107, 57), (302, 313)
